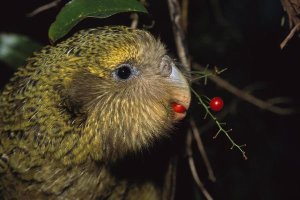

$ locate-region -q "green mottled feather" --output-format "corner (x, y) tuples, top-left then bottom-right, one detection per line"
(0, 26), (185, 199)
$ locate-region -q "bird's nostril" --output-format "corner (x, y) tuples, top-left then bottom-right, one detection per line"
(160, 56), (172, 77)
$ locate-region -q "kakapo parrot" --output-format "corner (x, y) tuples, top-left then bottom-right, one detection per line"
(0, 26), (191, 199)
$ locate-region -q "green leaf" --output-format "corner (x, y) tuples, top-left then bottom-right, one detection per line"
(49, 0), (148, 42)
(0, 34), (42, 69)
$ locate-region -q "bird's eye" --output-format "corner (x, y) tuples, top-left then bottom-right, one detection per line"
(114, 64), (133, 80)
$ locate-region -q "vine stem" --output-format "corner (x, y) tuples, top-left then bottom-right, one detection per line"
(191, 88), (248, 160)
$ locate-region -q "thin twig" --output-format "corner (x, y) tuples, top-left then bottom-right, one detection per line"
(280, 0), (300, 28)
(280, 22), (300, 49)
(130, 13), (139, 29)
(167, 0), (190, 70)
(190, 118), (216, 182)
(193, 63), (295, 115)
(169, 157), (177, 200)
(181, 0), (189, 31)
(27, 0), (62, 17)
(162, 156), (178, 200)
(130, 0), (147, 29)
(162, 155), (178, 200)
(280, 0), (300, 48)
(186, 131), (214, 200)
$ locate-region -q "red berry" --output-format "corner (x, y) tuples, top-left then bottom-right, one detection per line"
(172, 103), (186, 113)
(209, 97), (224, 112)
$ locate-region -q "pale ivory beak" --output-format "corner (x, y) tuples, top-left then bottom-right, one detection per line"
(169, 64), (191, 121)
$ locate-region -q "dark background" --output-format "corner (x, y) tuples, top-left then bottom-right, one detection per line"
(1, 0), (299, 199)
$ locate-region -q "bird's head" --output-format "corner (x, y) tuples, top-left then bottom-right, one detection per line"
(54, 26), (191, 162)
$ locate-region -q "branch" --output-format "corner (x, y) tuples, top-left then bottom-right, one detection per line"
(181, 0), (189, 31)
(167, 0), (216, 197)
(280, 0), (300, 28)
(280, 22), (300, 49)
(162, 156), (178, 200)
(193, 63), (295, 115)
(280, 0), (300, 48)
(190, 118), (216, 182)
(167, 0), (190, 70)
(186, 130), (214, 200)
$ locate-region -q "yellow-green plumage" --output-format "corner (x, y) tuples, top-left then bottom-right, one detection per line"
(0, 26), (190, 199)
